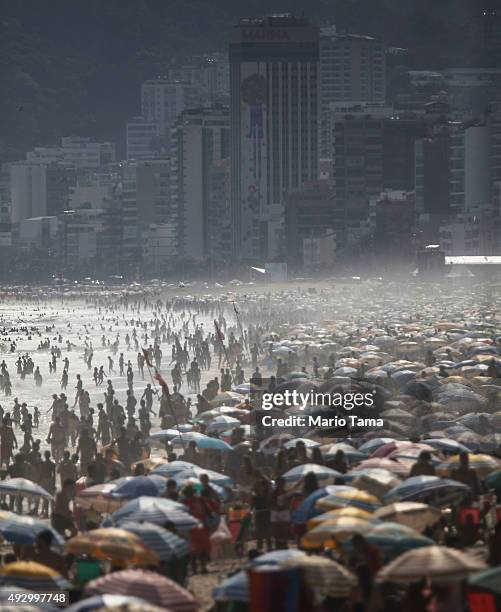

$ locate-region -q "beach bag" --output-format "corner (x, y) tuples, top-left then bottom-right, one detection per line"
(210, 517), (234, 560)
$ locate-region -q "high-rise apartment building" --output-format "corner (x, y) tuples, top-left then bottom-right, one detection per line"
(319, 25), (386, 157)
(230, 14), (319, 260)
(171, 107), (230, 260)
(141, 78), (202, 140)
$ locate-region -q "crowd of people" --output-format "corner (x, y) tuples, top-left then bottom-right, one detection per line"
(0, 281), (498, 610)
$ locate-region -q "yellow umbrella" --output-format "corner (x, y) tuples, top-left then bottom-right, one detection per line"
(307, 506), (373, 530)
(66, 528), (159, 566)
(0, 561), (70, 590)
(437, 454), (500, 478)
(301, 517), (374, 548)
(316, 489), (382, 513)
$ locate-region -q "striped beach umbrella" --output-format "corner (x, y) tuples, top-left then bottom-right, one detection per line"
(374, 502), (441, 532)
(316, 489), (382, 513)
(84, 569), (198, 611)
(0, 479), (52, 500)
(302, 517), (375, 547)
(109, 497), (200, 532)
(156, 466), (233, 487)
(110, 476), (167, 499)
(377, 545), (486, 583)
(66, 528), (159, 566)
(0, 511), (64, 546)
(150, 461), (197, 476)
(307, 507), (373, 530)
(282, 464), (342, 488)
(120, 522), (190, 561)
(0, 561), (70, 591)
(437, 454), (500, 478)
(383, 476), (469, 507)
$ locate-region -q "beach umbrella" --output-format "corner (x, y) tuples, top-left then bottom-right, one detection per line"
(166, 467), (233, 487)
(354, 458), (410, 477)
(0, 511), (64, 546)
(258, 434), (295, 455)
(195, 407), (242, 423)
(302, 517), (375, 547)
(485, 469), (501, 494)
(376, 545), (486, 583)
(75, 480), (129, 513)
(424, 438), (470, 454)
(107, 497), (199, 532)
(119, 522), (190, 561)
(282, 464), (342, 488)
(0, 561), (70, 591)
(150, 461), (196, 477)
(316, 489), (382, 513)
(321, 442), (366, 463)
(384, 476), (468, 507)
(212, 570), (248, 602)
(150, 428), (193, 441)
(67, 595), (160, 612)
(350, 469), (402, 498)
(307, 507), (373, 529)
(291, 486), (357, 524)
(0, 479), (52, 500)
(437, 454), (500, 478)
(355, 522), (434, 554)
(374, 502), (441, 532)
(283, 438), (321, 449)
(132, 458), (168, 473)
(84, 569), (198, 611)
(358, 438), (396, 454)
(169, 432), (233, 451)
(206, 416), (242, 432)
(66, 528), (159, 566)
(210, 391), (243, 406)
(110, 476), (167, 499)
(213, 555), (357, 603)
(279, 554), (358, 601)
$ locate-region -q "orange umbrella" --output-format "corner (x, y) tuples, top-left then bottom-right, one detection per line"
(66, 528), (159, 566)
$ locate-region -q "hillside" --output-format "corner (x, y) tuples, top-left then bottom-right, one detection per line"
(0, 0), (482, 162)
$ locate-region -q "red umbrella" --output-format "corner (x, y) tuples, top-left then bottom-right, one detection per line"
(84, 569), (198, 611)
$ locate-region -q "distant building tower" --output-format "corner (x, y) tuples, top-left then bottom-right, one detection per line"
(171, 107), (230, 260)
(229, 14), (320, 261)
(319, 25), (386, 157)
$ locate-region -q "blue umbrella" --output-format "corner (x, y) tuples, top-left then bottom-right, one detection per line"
(168, 467), (233, 487)
(292, 486), (355, 524)
(151, 461), (197, 477)
(110, 476), (167, 499)
(119, 522), (190, 561)
(342, 522), (434, 556)
(196, 437), (233, 451)
(424, 439), (470, 455)
(169, 432), (234, 451)
(0, 511), (64, 547)
(384, 476), (468, 506)
(213, 570), (248, 602)
(107, 496), (200, 532)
